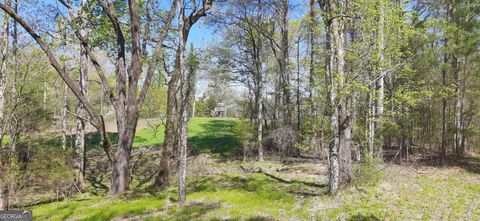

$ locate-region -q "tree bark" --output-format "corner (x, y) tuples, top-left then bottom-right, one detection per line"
(0, 188), (3, 210)
(308, 0), (320, 153)
(280, 0), (291, 125)
(256, 0), (264, 162)
(58, 19), (69, 151)
(376, 0), (386, 159)
(177, 108), (188, 203)
(0, 0), (10, 141)
(296, 37), (301, 131)
(320, 0), (351, 194)
(0, 0), (10, 210)
(178, 44), (197, 203)
(61, 84), (68, 150)
(110, 121), (137, 194)
(368, 85), (375, 158)
(8, 0), (18, 152)
(440, 52), (448, 163)
(453, 55), (463, 156)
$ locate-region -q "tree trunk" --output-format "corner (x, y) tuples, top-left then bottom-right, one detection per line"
(280, 0), (291, 126)
(368, 86), (375, 158)
(59, 21), (68, 150)
(0, 188), (3, 210)
(256, 0), (264, 162)
(0, 184), (8, 210)
(256, 83), (264, 161)
(156, 0), (185, 187)
(440, 0), (453, 164)
(296, 37), (301, 131)
(0, 0), (10, 209)
(177, 109), (188, 203)
(61, 84), (68, 150)
(335, 1), (351, 184)
(8, 0), (18, 152)
(156, 36), (183, 188)
(308, 0), (316, 117)
(109, 117), (137, 194)
(73, 0), (89, 190)
(339, 95), (352, 182)
(453, 55), (464, 156)
(376, 0), (386, 159)
(0, 0), (10, 141)
(178, 43), (197, 203)
(308, 0), (320, 154)
(326, 13), (339, 196)
(440, 47), (448, 163)
(321, 0), (350, 194)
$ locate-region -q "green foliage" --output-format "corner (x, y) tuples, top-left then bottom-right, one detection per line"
(353, 159), (385, 187)
(194, 96), (217, 117)
(232, 120), (256, 145)
(139, 84), (167, 118)
(26, 147), (74, 188)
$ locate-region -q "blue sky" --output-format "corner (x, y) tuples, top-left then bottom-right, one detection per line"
(183, 0), (309, 96)
(185, 0), (307, 49)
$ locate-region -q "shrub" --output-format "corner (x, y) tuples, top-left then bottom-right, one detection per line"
(353, 159), (385, 187)
(233, 121), (256, 161)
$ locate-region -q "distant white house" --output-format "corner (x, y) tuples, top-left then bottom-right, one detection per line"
(211, 102), (226, 117)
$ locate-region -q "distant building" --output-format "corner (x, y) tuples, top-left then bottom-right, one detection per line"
(211, 102), (226, 117)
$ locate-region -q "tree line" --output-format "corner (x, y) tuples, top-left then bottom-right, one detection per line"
(0, 0), (478, 208)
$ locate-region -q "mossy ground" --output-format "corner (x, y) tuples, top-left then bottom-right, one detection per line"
(21, 118), (480, 220)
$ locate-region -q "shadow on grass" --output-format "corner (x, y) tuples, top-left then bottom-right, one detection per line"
(246, 216), (276, 221)
(21, 132), (119, 152)
(348, 214), (380, 221)
(189, 173), (326, 198)
(165, 202), (221, 221)
(404, 154), (480, 175)
(188, 119), (240, 157)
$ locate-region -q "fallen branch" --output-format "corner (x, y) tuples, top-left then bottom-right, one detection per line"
(239, 165), (327, 188)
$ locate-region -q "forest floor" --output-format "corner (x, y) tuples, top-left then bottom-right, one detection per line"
(18, 118), (480, 220)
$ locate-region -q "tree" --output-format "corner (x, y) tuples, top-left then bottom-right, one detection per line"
(319, 0), (352, 195)
(155, 0), (213, 188)
(0, 0), (178, 194)
(73, 0), (90, 189)
(178, 44), (198, 203)
(0, 0), (10, 209)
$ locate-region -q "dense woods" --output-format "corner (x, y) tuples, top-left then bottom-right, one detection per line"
(0, 0), (479, 219)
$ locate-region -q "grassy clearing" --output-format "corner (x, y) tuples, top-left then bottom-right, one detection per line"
(133, 117), (239, 154)
(22, 118), (480, 220)
(29, 161), (480, 220)
(24, 117), (239, 153)
(30, 168), (315, 220)
(314, 165), (480, 220)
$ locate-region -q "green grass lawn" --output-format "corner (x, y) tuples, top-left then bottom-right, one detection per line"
(133, 117), (240, 155)
(26, 117), (240, 155)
